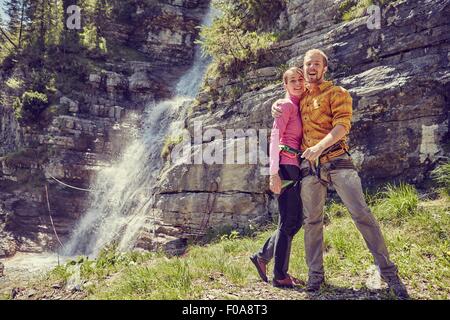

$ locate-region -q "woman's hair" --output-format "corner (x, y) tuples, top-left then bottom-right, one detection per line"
(283, 67), (304, 84)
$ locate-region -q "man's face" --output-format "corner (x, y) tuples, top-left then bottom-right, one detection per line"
(304, 53), (327, 84)
(284, 71), (304, 97)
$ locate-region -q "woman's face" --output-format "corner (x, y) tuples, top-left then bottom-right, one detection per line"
(284, 71), (304, 97)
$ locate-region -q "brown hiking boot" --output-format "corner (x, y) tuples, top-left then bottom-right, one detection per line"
(250, 254), (268, 283)
(383, 274), (410, 299)
(273, 274), (305, 288)
(306, 275), (324, 292)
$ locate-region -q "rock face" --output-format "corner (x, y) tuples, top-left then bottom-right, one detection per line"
(0, 0), (209, 257)
(0, 0), (448, 256)
(146, 0), (449, 244)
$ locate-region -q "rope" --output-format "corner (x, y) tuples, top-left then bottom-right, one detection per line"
(45, 184), (63, 266)
(196, 180), (219, 240)
(47, 172), (94, 192)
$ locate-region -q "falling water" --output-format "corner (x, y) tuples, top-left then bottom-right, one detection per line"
(62, 6), (217, 257)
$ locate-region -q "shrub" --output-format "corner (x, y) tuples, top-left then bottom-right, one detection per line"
(5, 77), (23, 90)
(14, 91), (49, 121)
(375, 183), (419, 221)
(340, 0), (393, 22)
(198, 0), (282, 76)
(431, 162), (450, 197)
(161, 134), (184, 160)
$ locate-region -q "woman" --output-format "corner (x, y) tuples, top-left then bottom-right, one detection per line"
(250, 67), (305, 288)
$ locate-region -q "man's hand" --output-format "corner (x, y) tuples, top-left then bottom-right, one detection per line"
(301, 144), (326, 162)
(270, 174), (282, 194)
(271, 99), (284, 118)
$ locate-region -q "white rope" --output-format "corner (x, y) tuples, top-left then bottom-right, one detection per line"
(47, 172), (94, 192)
(45, 184), (64, 256)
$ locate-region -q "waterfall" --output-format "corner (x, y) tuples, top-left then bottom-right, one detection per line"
(62, 6), (216, 257)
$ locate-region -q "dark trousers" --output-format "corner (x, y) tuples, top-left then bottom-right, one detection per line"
(256, 164), (303, 280)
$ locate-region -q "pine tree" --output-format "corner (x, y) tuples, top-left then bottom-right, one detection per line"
(93, 0), (109, 51)
(4, 0), (28, 48)
(5, 0), (21, 35)
(24, 0), (63, 51)
(0, 11), (4, 52)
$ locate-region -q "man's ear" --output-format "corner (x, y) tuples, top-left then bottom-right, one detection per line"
(323, 65), (328, 73)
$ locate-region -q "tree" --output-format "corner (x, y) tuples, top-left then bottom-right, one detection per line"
(198, 0), (280, 75)
(25, 0), (63, 51)
(6, 0), (21, 34)
(5, 0), (26, 48)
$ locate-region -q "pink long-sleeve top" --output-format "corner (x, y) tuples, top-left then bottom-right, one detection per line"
(269, 95), (303, 175)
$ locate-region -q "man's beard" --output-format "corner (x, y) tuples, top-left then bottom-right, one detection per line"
(307, 70), (324, 83)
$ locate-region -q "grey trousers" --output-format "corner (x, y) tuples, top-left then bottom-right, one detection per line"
(300, 154), (398, 279)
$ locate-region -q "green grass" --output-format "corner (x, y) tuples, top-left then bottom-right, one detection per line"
(374, 183), (419, 221)
(340, 0), (394, 22)
(432, 162), (450, 197)
(29, 185), (450, 300)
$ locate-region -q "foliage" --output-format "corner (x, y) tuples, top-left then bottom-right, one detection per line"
(5, 77), (24, 90)
(373, 183), (419, 221)
(431, 162), (450, 197)
(339, 0), (393, 22)
(161, 134), (184, 160)
(198, 0), (283, 76)
(13, 90), (49, 121)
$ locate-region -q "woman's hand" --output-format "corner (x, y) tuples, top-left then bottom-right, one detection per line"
(270, 174), (282, 194)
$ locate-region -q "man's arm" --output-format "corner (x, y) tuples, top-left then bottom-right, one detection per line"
(271, 99), (286, 118)
(301, 125), (347, 161)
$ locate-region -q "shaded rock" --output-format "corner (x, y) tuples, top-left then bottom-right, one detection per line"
(135, 231), (187, 256)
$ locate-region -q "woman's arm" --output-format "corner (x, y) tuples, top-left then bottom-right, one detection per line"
(269, 101), (292, 194)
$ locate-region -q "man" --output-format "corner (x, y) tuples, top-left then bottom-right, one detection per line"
(272, 49), (409, 298)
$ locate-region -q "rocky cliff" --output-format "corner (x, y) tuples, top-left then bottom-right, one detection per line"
(0, 0), (449, 257)
(0, 0), (209, 257)
(146, 0), (449, 249)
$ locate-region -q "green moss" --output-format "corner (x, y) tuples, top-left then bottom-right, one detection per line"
(340, 0), (395, 22)
(161, 134), (184, 160)
(5, 77), (23, 90)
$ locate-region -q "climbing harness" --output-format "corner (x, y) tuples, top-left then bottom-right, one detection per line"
(277, 145), (303, 192)
(302, 141), (355, 186)
(279, 144), (302, 159)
